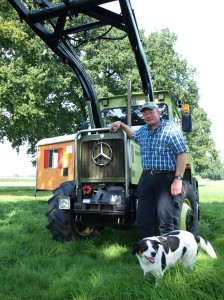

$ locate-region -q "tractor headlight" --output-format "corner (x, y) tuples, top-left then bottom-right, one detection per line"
(59, 197), (71, 209)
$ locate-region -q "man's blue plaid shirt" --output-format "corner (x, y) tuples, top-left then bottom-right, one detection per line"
(133, 119), (187, 171)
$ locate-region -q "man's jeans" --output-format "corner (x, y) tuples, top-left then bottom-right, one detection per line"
(136, 171), (175, 238)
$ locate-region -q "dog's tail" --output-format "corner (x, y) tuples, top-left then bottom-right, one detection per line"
(195, 235), (218, 259)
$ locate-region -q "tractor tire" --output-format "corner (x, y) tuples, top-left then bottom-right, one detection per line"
(45, 181), (97, 241)
(45, 181), (76, 242)
(173, 181), (199, 235)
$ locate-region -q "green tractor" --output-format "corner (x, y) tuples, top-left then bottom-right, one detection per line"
(46, 90), (199, 240)
(8, 0), (199, 241)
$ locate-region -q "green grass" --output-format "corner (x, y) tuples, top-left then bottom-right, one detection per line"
(0, 181), (223, 300)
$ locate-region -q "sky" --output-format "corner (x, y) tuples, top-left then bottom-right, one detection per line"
(0, 0), (223, 176)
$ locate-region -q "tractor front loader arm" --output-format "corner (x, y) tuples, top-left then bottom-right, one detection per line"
(8, 0), (154, 127)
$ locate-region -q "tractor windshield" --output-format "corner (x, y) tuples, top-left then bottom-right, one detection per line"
(102, 104), (168, 127)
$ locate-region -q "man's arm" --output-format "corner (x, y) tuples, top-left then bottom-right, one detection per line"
(171, 152), (187, 196)
(175, 152), (187, 178)
(109, 121), (133, 139)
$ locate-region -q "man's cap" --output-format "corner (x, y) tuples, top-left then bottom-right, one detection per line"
(140, 102), (158, 112)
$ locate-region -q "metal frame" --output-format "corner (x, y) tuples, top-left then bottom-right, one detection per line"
(8, 0), (154, 128)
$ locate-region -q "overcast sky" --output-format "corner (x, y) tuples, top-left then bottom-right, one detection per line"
(0, 0), (223, 176)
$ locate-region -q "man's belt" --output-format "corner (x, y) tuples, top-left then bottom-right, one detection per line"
(144, 169), (174, 175)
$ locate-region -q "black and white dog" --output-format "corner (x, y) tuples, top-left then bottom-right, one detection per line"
(132, 230), (217, 279)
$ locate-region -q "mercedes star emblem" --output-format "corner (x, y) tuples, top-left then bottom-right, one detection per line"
(92, 142), (113, 166)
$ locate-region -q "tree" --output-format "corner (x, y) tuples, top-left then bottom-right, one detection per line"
(190, 107), (223, 178)
(143, 29), (200, 109)
(0, 5), (86, 160)
(141, 30), (222, 175)
(80, 27), (141, 96)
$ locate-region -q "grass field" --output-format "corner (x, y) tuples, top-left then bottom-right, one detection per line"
(0, 179), (223, 300)
(0, 177), (36, 186)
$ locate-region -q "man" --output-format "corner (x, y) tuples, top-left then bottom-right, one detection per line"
(110, 102), (187, 238)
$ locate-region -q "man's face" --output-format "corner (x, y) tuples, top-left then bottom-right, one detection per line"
(142, 109), (161, 127)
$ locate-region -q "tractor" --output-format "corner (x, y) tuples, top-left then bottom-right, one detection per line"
(8, 0), (199, 241)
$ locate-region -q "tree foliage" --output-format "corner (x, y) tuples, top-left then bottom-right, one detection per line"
(0, 5), (86, 156)
(0, 2), (223, 178)
(143, 30), (200, 108)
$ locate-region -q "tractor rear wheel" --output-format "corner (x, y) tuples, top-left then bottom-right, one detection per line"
(173, 181), (199, 234)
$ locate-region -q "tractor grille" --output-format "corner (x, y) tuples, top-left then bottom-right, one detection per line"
(80, 139), (125, 181)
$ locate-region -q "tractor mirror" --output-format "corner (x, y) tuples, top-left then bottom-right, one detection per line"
(182, 114), (192, 133)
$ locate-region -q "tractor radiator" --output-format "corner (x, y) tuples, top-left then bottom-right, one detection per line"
(80, 139), (125, 181)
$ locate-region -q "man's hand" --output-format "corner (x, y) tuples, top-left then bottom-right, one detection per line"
(109, 121), (121, 133)
(109, 121), (133, 138)
(171, 178), (182, 196)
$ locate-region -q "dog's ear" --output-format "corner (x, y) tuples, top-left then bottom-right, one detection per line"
(132, 241), (149, 255)
(152, 240), (162, 251)
(132, 243), (139, 255)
